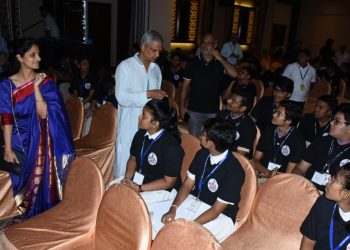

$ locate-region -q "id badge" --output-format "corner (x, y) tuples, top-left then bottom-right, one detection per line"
(267, 162), (281, 171)
(311, 171), (330, 186)
(133, 172), (144, 185)
(300, 84), (305, 91)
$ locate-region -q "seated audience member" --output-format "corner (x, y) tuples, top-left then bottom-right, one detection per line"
(153, 118), (245, 243)
(298, 95), (337, 146)
(253, 101), (305, 178)
(293, 104), (350, 192)
(122, 98), (184, 203)
(251, 76), (294, 131)
(223, 66), (256, 99)
(216, 90), (257, 159)
(300, 164), (350, 250)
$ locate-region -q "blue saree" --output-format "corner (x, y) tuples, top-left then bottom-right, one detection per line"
(0, 77), (75, 218)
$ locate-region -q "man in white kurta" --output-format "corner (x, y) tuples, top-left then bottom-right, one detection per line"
(114, 30), (167, 178)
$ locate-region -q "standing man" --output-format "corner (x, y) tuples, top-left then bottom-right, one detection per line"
(39, 6), (60, 39)
(180, 34), (238, 137)
(115, 30), (167, 178)
(221, 34), (243, 66)
(282, 49), (316, 110)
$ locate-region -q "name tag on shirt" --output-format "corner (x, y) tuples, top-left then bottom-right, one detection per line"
(268, 162), (281, 171)
(133, 172), (144, 185)
(311, 171), (330, 186)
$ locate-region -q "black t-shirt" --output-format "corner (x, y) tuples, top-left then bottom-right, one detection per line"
(298, 113), (330, 144)
(188, 148), (245, 222)
(231, 81), (257, 97)
(71, 73), (97, 99)
(130, 129), (184, 189)
(303, 136), (350, 191)
(184, 56), (225, 113)
(256, 126), (305, 173)
(301, 195), (350, 250)
(216, 110), (257, 159)
(163, 66), (183, 88)
(250, 96), (275, 132)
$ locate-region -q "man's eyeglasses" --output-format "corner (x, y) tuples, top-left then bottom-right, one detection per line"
(331, 117), (350, 126)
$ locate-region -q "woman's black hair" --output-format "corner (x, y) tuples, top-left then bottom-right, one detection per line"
(9, 38), (39, 75)
(334, 163), (350, 190)
(145, 97), (180, 142)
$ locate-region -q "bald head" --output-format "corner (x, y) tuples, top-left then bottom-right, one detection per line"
(201, 34), (217, 56)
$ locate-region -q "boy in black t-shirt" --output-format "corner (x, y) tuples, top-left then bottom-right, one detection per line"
(298, 95), (337, 146)
(217, 90), (257, 159)
(152, 118), (245, 242)
(223, 66), (257, 99)
(253, 101), (305, 178)
(294, 104), (350, 191)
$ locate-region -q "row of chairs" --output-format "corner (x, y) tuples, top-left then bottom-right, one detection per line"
(0, 151), (320, 249)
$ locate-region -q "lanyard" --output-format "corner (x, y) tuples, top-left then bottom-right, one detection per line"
(322, 140), (350, 173)
(198, 152), (229, 199)
(314, 121), (330, 136)
(330, 204), (350, 250)
(273, 127), (294, 162)
(139, 130), (165, 173)
(298, 65), (310, 82)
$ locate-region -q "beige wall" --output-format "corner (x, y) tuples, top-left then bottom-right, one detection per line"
(297, 0), (350, 58)
(149, 0), (172, 51)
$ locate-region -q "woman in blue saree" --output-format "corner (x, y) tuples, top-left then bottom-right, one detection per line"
(0, 39), (74, 218)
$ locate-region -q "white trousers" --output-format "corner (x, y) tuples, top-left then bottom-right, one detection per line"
(147, 194), (235, 243)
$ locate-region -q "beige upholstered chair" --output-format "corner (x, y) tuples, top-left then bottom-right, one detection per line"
(152, 219), (222, 250)
(0, 157), (104, 249)
(252, 125), (261, 156)
(161, 80), (176, 99)
(263, 84), (273, 97)
(65, 97), (84, 141)
(338, 79), (347, 98)
(76, 184), (152, 250)
(309, 80), (331, 99)
(221, 174), (319, 250)
(251, 79), (264, 101)
(337, 96), (350, 104)
(168, 98), (179, 117)
(232, 152), (257, 230)
(0, 171), (19, 220)
(74, 103), (117, 184)
(180, 134), (201, 182)
(303, 97), (318, 115)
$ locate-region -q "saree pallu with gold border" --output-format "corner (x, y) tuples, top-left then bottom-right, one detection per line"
(0, 77), (75, 218)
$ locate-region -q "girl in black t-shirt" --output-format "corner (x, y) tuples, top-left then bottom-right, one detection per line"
(300, 163), (350, 250)
(122, 98), (184, 201)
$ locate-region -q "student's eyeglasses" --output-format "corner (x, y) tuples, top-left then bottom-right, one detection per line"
(273, 109), (286, 118)
(328, 175), (346, 189)
(331, 117), (350, 126)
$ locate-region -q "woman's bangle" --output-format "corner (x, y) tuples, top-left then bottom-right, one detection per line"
(138, 185), (143, 192)
(170, 204), (178, 210)
(36, 99), (45, 102)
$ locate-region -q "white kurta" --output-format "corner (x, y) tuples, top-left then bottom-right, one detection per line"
(114, 53), (162, 178)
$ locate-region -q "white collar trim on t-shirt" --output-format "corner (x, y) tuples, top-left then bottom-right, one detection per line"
(339, 206), (350, 222)
(210, 150), (228, 165)
(145, 129), (164, 140)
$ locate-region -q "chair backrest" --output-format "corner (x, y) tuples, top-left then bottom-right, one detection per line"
(232, 152), (257, 230)
(161, 80), (176, 99)
(76, 103), (117, 147)
(65, 97), (84, 141)
(252, 125), (261, 156)
(251, 79), (264, 101)
(337, 96), (350, 104)
(180, 134), (201, 182)
(338, 79), (347, 98)
(62, 157), (104, 214)
(151, 219), (222, 250)
(222, 174), (319, 250)
(168, 98), (179, 117)
(263, 84), (273, 97)
(303, 97), (318, 115)
(95, 184), (152, 250)
(309, 80), (331, 98)
(0, 171), (19, 220)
